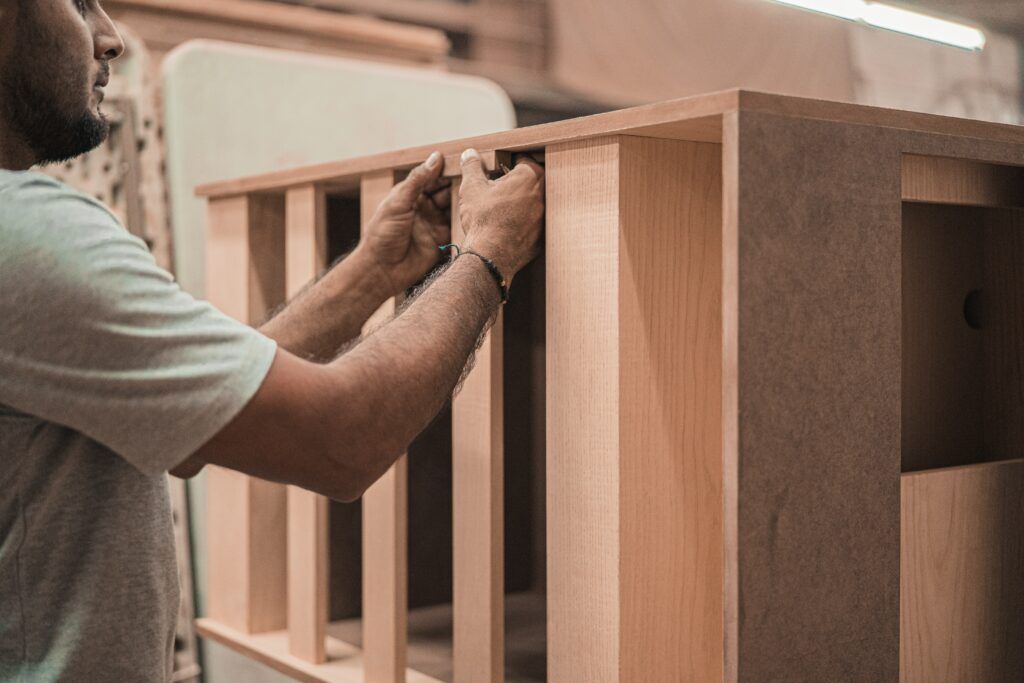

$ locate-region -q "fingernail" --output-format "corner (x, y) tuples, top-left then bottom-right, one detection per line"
(461, 148), (479, 162)
(426, 151), (441, 169)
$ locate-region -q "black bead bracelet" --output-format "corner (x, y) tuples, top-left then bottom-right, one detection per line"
(439, 243), (509, 304)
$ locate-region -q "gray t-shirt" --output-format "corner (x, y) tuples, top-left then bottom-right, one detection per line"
(0, 171), (277, 681)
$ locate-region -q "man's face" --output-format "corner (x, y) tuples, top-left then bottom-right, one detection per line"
(0, 0), (124, 166)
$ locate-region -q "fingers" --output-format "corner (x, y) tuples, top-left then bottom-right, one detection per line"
(460, 148), (489, 193)
(503, 157), (545, 184)
(393, 151), (444, 205)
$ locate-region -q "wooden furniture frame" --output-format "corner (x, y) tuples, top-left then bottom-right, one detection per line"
(197, 89), (1024, 681)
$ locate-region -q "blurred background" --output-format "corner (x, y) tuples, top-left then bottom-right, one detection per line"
(60, 1), (1022, 681)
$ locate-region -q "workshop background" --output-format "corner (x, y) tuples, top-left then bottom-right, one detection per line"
(55, 1), (1024, 681)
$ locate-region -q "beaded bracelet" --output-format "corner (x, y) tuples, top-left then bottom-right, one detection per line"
(439, 243), (509, 304)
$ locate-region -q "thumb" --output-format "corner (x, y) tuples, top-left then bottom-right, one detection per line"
(394, 151), (443, 205)
(459, 148), (488, 193)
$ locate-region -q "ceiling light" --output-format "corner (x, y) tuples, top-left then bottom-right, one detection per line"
(769, 0), (986, 51)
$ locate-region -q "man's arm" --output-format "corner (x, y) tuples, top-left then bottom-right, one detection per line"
(185, 151), (544, 501)
(258, 152), (452, 362)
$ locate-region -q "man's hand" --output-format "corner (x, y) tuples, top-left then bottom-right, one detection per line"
(355, 151), (452, 297)
(457, 149), (545, 285)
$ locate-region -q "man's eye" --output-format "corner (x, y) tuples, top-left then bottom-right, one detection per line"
(75, 0), (87, 16)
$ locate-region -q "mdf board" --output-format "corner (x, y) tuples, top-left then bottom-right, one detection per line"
(728, 111), (903, 680)
(901, 460), (1024, 682)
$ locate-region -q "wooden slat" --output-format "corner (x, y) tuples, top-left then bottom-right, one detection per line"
(450, 178), (505, 682)
(901, 459), (1024, 681)
(284, 185), (331, 663)
(545, 135), (724, 681)
(359, 170), (409, 683)
(902, 155), (1024, 207)
(206, 195), (288, 634)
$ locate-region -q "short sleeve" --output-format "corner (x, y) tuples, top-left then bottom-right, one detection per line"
(0, 173), (277, 476)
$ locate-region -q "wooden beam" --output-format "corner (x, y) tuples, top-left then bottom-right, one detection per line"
(359, 170), (409, 683)
(902, 154), (1024, 208)
(545, 135), (724, 680)
(206, 194), (288, 634)
(450, 178), (505, 682)
(284, 185), (331, 663)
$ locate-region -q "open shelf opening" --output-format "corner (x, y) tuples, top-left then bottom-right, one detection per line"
(901, 200), (1024, 472)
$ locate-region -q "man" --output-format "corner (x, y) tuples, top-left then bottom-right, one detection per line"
(0, 1), (544, 680)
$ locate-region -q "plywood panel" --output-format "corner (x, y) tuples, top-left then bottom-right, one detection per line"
(285, 185), (330, 663)
(618, 137), (724, 681)
(359, 170), (409, 683)
(546, 135), (723, 681)
(450, 178), (504, 682)
(206, 195), (288, 634)
(901, 459), (1024, 682)
(546, 137), (622, 682)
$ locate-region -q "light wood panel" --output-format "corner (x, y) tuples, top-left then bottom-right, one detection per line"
(546, 135), (723, 681)
(902, 155), (1024, 208)
(901, 459), (1024, 682)
(359, 170), (409, 683)
(285, 185), (330, 663)
(450, 178), (505, 682)
(206, 195), (288, 634)
(195, 619), (443, 683)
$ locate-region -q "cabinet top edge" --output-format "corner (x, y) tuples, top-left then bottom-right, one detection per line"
(197, 88), (1024, 199)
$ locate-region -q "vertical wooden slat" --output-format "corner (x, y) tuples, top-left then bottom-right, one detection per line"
(360, 170), (409, 683)
(450, 178), (505, 682)
(206, 194), (288, 634)
(546, 135), (724, 681)
(284, 185), (330, 663)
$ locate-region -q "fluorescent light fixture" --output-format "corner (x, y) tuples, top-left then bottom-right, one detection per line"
(862, 3), (986, 51)
(769, 0), (986, 51)
(772, 0), (866, 21)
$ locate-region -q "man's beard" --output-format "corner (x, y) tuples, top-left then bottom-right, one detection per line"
(1, 68), (109, 166)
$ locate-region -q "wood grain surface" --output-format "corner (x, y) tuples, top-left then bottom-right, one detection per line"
(359, 170), (410, 683)
(901, 459), (1024, 682)
(285, 185), (330, 663)
(903, 155), (1024, 208)
(450, 178), (505, 682)
(206, 195), (288, 634)
(546, 135), (723, 681)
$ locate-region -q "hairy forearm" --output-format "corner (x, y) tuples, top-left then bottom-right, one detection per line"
(323, 255), (499, 488)
(259, 248), (392, 362)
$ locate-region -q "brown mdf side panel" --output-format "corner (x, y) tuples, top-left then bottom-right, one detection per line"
(546, 135), (723, 682)
(902, 204), (1024, 471)
(901, 460), (1024, 682)
(732, 111), (901, 680)
(205, 194), (288, 634)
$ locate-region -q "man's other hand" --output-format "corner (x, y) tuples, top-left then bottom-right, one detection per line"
(355, 151), (451, 297)
(458, 148), (545, 284)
